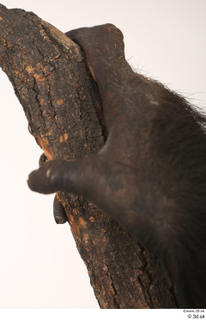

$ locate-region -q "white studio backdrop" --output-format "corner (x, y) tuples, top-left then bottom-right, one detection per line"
(0, 0), (205, 309)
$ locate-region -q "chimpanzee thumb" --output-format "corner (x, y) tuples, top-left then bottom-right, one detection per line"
(27, 156), (110, 200)
(28, 155), (139, 232)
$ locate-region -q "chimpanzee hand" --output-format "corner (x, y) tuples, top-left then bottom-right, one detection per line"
(28, 24), (147, 233)
(28, 24), (206, 308)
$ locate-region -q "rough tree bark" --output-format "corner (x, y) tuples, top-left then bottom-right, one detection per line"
(0, 4), (177, 308)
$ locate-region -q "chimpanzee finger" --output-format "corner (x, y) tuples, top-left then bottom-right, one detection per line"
(53, 194), (68, 224)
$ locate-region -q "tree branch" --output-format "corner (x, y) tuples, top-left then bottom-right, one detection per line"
(0, 4), (176, 308)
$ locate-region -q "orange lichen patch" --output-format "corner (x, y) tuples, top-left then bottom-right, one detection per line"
(64, 133), (68, 141)
(25, 65), (34, 74)
(59, 133), (68, 143)
(39, 28), (48, 39)
(59, 135), (64, 143)
(68, 215), (81, 239)
(56, 99), (64, 106)
(71, 217), (89, 244)
(83, 232), (89, 244)
(33, 73), (44, 82)
(35, 136), (53, 160)
(78, 217), (87, 229)
(41, 136), (49, 146)
(89, 216), (95, 223)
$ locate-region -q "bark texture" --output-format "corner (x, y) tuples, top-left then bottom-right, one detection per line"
(0, 4), (176, 308)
